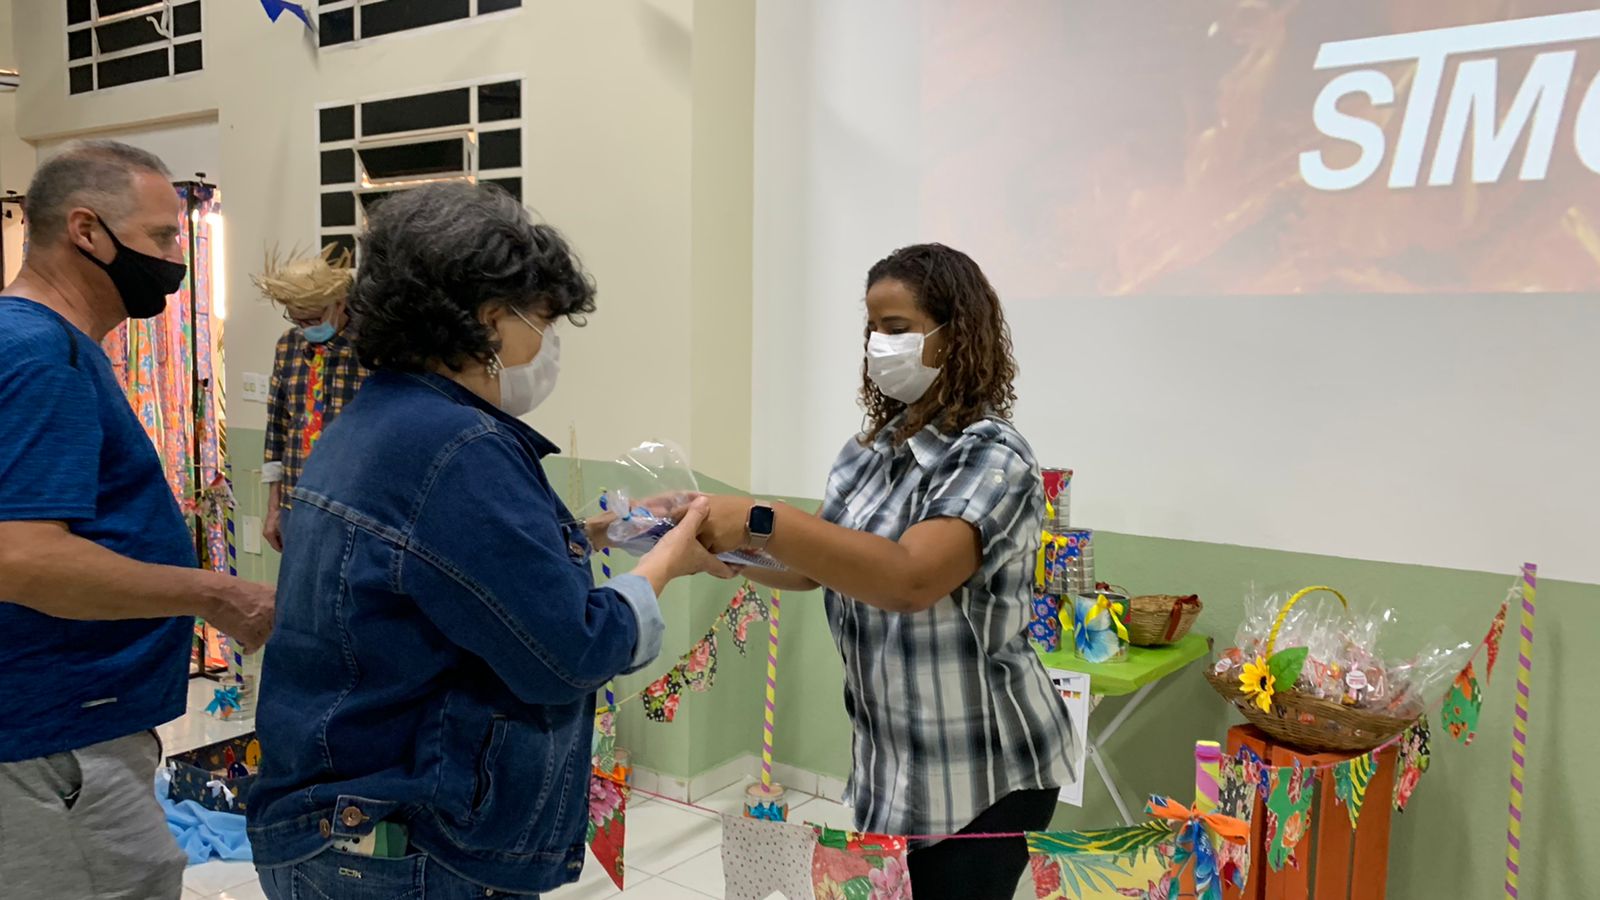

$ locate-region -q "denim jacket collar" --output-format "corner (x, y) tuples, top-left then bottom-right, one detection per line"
(391, 370), (562, 459)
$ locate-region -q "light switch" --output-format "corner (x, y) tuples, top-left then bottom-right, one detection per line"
(241, 516), (262, 554)
(240, 373), (271, 403)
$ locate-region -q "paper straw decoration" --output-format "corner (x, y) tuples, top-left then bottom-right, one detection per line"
(597, 491), (613, 580)
(1505, 563), (1537, 900)
(1194, 740), (1222, 814)
(761, 591), (781, 787)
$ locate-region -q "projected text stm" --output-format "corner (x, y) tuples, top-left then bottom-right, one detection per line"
(1300, 11), (1600, 191)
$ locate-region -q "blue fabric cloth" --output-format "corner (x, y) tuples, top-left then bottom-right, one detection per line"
(158, 778), (253, 865)
(0, 298), (194, 763)
(248, 370), (663, 896)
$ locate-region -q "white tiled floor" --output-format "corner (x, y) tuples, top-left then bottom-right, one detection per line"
(158, 678), (257, 757)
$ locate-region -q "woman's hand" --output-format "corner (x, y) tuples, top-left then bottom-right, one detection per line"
(691, 495), (757, 555)
(632, 498), (736, 595)
(584, 512), (617, 551)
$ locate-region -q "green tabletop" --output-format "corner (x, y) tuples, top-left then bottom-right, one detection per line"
(1034, 632), (1212, 697)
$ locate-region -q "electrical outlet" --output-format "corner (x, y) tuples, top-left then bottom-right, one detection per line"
(241, 516), (262, 554)
(240, 373), (270, 403)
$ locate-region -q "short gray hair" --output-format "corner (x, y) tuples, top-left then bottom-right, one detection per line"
(25, 139), (172, 240)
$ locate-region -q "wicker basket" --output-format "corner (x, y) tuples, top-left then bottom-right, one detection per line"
(1126, 594), (1202, 646)
(1204, 586), (1418, 754)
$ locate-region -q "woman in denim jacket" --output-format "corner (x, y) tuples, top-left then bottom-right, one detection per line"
(247, 183), (729, 898)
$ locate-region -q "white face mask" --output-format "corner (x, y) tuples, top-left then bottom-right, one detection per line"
(866, 324), (943, 404)
(494, 310), (561, 417)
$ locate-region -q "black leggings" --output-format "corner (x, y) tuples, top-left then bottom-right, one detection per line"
(907, 788), (1059, 900)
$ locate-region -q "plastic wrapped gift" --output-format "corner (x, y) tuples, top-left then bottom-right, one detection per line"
(599, 440), (785, 570)
(1066, 591), (1129, 663)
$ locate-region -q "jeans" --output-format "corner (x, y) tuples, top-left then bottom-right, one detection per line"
(258, 849), (540, 899)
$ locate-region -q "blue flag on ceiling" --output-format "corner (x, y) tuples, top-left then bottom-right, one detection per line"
(260, 0), (314, 29)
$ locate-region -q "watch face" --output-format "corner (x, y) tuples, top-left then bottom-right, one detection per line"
(749, 504), (776, 536)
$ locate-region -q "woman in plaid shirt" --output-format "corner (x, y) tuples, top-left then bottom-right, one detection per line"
(699, 244), (1075, 900)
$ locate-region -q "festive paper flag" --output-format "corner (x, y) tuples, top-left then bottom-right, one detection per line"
(259, 0), (313, 28)
(1484, 599), (1509, 683)
(680, 628), (719, 693)
(720, 814), (815, 900)
(1395, 716), (1432, 812)
(1263, 764), (1315, 871)
(641, 667), (686, 723)
(1442, 661), (1484, 746)
(1333, 753), (1377, 830)
(586, 773), (629, 890)
(812, 826), (912, 900)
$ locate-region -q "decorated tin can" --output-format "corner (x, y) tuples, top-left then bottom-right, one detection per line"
(1042, 468), (1073, 531)
(1066, 590), (1130, 663)
(744, 782), (789, 821)
(1029, 591), (1063, 652)
(1048, 528), (1094, 597)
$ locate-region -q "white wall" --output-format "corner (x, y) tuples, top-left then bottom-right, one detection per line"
(36, 118), (222, 186)
(751, 0), (1600, 584)
(12, 0), (755, 490)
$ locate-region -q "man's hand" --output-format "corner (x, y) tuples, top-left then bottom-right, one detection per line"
(203, 579), (276, 653)
(263, 507), (283, 553)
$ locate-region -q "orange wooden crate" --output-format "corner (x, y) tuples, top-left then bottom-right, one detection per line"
(1223, 725), (1398, 900)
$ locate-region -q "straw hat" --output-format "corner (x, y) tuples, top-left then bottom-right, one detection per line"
(252, 243), (354, 318)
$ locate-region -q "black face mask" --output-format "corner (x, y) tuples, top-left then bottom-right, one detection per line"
(78, 216), (189, 320)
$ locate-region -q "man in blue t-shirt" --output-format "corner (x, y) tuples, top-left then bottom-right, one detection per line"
(0, 141), (275, 899)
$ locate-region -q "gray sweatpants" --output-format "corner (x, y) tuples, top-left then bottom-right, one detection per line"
(0, 731), (186, 900)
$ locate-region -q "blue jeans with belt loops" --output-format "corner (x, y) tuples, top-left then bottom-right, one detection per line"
(258, 849), (539, 900)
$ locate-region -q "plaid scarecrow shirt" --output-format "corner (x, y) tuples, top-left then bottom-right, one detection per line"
(263, 328), (366, 509)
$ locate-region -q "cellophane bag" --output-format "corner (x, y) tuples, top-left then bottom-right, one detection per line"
(1216, 587), (1473, 716)
(602, 440), (785, 571)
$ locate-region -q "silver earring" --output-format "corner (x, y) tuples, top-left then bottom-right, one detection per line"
(487, 354), (503, 378)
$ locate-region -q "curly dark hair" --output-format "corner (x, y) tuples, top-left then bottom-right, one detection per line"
(861, 243), (1017, 444)
(348, 182), (596, 372)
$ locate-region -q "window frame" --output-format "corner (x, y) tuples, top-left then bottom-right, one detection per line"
(66, 0), (204, 96)
(316, 75), (525, 265)
(314, 0), (522, 50)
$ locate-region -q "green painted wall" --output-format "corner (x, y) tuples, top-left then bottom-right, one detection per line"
(232, 429), (1595, 899)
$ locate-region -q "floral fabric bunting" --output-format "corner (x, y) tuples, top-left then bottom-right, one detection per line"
(641, 668), (686, 723)
(1332, 753), (1377, 830)
(681, 629), (719, 693)
(1484, 600), (1509, 682)
(1442, 661), (1483, 746)
(1395, 716), (1432, 812)
(812, 826), (913, 900)
(587, 773), (629, 890)
(1263, 763), (1314, 871)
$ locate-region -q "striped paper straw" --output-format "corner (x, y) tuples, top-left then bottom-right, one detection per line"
(1194, 740), (1222, 814)
(596, 491), (612, 580)
(761, 591), (782, 787)
(1505, 563), (1537, 900)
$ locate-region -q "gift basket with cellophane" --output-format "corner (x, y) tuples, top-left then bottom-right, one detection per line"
(1205, 586), (1475, 753)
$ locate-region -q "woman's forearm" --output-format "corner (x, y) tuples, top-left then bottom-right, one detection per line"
(763, 504), (975, 613)
(741, 566), (821, 593)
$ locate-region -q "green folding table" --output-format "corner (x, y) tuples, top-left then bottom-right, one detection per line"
(1034, 632), (1212, 824)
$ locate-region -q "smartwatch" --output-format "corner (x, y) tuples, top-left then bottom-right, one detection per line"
(746, 503), (776, 550)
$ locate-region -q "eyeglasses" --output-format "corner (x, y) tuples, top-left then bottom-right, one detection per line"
(283, 310), (329, 327)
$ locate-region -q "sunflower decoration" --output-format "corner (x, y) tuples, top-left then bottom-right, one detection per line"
(1239, 657), (1276, 712)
